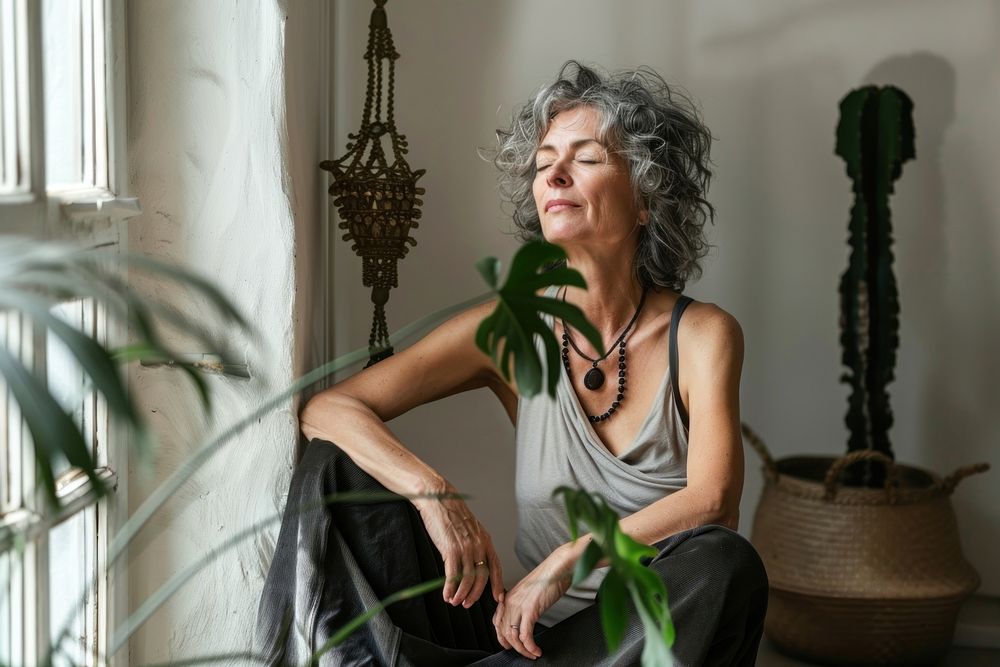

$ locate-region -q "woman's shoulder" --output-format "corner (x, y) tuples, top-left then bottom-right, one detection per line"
(647, 288), (741, 335)
(675, 298), (744, 371)
(680, 299), (742, 338)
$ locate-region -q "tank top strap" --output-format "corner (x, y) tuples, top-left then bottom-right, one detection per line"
(669, 295), (694, 430)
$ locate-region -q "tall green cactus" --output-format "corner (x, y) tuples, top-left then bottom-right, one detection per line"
(835, 86), (914, 467)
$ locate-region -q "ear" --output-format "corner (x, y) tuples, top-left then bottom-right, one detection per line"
(638, 210), (649, 226)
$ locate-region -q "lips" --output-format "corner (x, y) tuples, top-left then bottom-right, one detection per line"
(545, 199), (580, 212)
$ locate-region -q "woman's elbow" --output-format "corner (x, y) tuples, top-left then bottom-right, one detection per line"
(299, 391), (349, 441)
(702, 491), (740, 530)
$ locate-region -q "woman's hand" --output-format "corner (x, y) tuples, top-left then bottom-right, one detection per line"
(414, 491), (504, 608)
(492, 547), (576, 659)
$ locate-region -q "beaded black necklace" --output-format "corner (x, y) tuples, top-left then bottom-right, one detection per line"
(559, 285), (648, 423)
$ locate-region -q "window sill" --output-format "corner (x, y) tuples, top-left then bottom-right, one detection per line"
(53, 187), (142, 223)
(0, 466), (117, 551)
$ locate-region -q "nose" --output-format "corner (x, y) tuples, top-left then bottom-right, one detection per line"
(545, 161), (572, 188)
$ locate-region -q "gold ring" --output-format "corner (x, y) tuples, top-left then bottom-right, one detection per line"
(474, 559), (487, 567)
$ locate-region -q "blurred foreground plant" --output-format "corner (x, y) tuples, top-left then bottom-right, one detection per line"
(556, 487), (675, 667)
(0, 235), (252, 513)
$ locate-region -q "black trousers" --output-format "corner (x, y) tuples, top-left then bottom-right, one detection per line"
(255, 439), (768, 666)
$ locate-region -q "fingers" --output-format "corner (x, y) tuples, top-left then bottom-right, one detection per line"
(519, 620), (542, 658)
(463, 553), (490, 608)
(442, 555), (460, 603)
(486, 543), (505, 603)
(493, 595), (541, 659)
(505, 616), (540, 660)
(451, 554), (475, 605)
(423, 503), (499, 608)
(493, 600), (512, 650)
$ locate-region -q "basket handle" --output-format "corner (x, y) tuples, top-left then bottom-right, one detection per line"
(741, 423), (778, 482)
(941, 463), (990, 495)
(823, 450), (898, 501)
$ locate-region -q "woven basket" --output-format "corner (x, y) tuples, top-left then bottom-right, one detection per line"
(742, 424), (989, 666)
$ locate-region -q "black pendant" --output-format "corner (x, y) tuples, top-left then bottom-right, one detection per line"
(584, 366), (605, 391)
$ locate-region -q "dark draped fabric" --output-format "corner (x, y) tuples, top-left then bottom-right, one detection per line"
(255, 439), (767, 666)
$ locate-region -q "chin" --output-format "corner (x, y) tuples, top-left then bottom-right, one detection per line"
(540, 221), (585, 245)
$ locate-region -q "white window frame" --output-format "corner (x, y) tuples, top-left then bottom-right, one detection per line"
(1, 1), (136, 664)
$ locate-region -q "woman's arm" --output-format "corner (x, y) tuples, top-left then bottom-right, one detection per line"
(495, 304), (745, 658)
(299, 297), (510, 607)
(598, 303), (744, 543)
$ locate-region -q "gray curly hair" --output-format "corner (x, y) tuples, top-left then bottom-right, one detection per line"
(489, 60), (715, 292)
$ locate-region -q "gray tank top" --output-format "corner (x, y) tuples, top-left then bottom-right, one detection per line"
(514, 285), (691, 626)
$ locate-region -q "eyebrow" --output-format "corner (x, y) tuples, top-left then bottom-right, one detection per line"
(535, 138), (606, 154)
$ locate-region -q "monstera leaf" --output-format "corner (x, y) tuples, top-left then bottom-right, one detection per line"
(474, 241), (604, 398)
(555, 486), (675, 666)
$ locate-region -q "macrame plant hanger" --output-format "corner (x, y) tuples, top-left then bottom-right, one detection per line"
(320, 0), (424, 368)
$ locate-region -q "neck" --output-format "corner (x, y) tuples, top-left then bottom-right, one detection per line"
(562, 261), (645, 352)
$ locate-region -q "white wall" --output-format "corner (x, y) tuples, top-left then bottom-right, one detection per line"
(126, 0), (325, 662)
(330, 0), (1000, 596)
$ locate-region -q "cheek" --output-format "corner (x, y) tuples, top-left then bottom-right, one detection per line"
(533, 181), (554, 221)
(531, 177), (545, 207)
(608, 178), (638, 218)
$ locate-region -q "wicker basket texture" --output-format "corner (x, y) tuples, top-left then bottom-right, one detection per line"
(742, 425), (989, 665)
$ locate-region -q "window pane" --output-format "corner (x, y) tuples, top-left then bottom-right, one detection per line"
(47, 298), (96, 478)
(41, 0), (82, 188)
(0, 311), (9, 511)
(0, 0), (30, 195)
(1, 310), (25, 512)
(0, 550), (9, 664)
(42, 0), (106, 190)
(49, 508), (95, 666)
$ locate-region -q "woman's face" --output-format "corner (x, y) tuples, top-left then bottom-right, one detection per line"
(532, 106), (642, 247)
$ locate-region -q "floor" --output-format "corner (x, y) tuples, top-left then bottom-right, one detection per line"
(756, 637), (1000, 666)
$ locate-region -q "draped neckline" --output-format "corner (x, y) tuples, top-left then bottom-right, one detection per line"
(557, 354), (671, 461)
(543, 285), (672, 462)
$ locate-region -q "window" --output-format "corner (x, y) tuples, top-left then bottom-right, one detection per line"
(0, 1), (136, 664)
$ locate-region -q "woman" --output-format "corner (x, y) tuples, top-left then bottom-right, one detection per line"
(257, 61), (767, 666)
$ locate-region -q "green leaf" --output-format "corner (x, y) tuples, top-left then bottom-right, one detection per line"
(474, 240), (602, 398)
(110, 343), (167, 364)
(475, 256), (501, 289)
(636, 600), (674, 667)
(614, 527), (657, 562)
(0, 235), (255, 500)
(311, 577), (446, 664)
(0, 290), (144, 433)
(573, 540), (603, 585)
(74, 261), (245, 369)
(599, 569), (628, 652)
(112, 251), (251, 331)
(0, 345), (104, 507)
(553, 486), (581, 540)
(632, 564), (668, 606)
(552, 486), (675, 664)
(108, 277), (217, 418)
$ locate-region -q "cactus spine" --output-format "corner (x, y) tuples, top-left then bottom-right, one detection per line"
(834, 86), (915, 470)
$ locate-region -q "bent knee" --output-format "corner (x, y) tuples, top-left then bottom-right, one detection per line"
(696, 526), (767, 586)
(652, 525), (768, 594)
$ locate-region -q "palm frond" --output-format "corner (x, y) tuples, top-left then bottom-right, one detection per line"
(0, 236), (251, 509)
